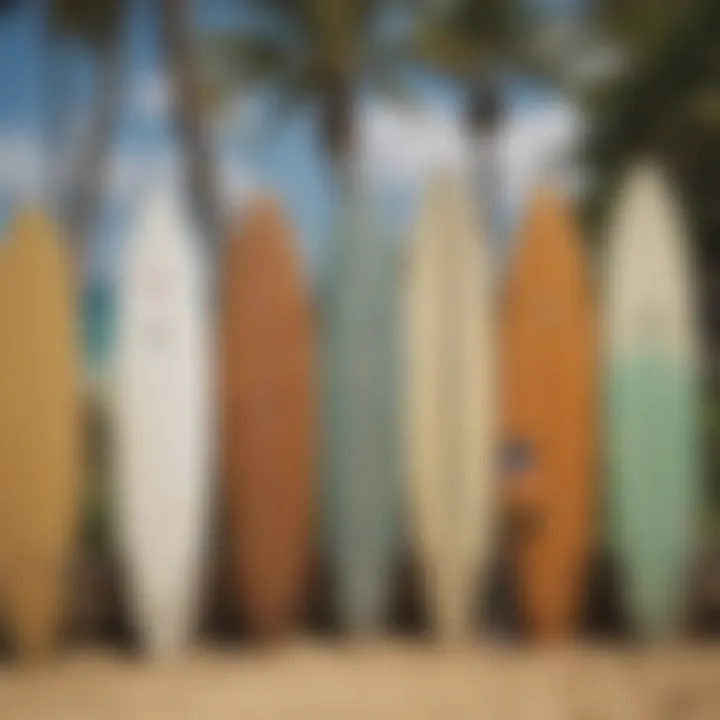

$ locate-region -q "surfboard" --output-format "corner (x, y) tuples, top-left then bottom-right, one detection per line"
(221, 197), (316, 639)
(404, 171), (496, 641)
(321, 192), (399, 633)
(500, 187), (596, 641)
(604, 164), (700, 638)
(0, 209), (80, 658)
(114, 192), (212, 655)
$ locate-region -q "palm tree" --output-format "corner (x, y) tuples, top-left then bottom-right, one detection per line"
(407, 1), (674, 241)
(45, 2), (130, 639)
(158, 0), (222, 248)
(584, 0), (719, 239)
(402, 0), (560, 248)
(406, 0), (526, 129)
(203, 0), (404, 186)
(44, 0), (128, 271)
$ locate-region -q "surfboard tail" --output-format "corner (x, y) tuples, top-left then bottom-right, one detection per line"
(3, 559), (66, 659)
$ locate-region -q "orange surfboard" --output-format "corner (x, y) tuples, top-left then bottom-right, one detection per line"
(0, 209), (80, 658)
(500, 189), (596, 641)
(221, 197), (316, 638)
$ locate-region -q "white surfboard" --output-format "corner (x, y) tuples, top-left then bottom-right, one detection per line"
(114, 192), (212, 655)
(405, 170), (496, 640)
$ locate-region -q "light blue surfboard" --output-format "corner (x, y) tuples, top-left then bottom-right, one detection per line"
(321, 191), (399, 633)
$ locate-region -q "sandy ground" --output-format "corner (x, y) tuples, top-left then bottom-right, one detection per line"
(1, 640), (719, 719)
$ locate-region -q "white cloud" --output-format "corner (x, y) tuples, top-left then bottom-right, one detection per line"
(107, 145), (176, 200)
(0, 126), (176, 210)
(220, 160), (258, 207)
(0, 125), (256, 229)
(361, 103), (463, 185)
(360, 98), (584, 230)
(0, 129), (44, 202)
(105, 140), (256, 207)
(130, 71), (172, 122)
(499, 101), (584, 221)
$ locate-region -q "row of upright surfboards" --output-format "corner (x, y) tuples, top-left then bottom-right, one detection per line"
(0, 162), (699, 658)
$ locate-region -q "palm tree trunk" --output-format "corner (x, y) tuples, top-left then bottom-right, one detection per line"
(61, 35), (124, 276)
(320, 76), (356, 193)
(42, 22), (67, 213)
(466, 72), (505, 263)
(159, 0), (221, 251)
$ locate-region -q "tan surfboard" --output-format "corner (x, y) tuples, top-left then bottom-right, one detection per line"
(405, 171), (496, 641)
(221, 197), (316, 638)
(500, 188), (596, 641)
(0, 209), (80, 658)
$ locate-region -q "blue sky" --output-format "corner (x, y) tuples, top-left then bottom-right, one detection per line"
(0, 0), (584, 285)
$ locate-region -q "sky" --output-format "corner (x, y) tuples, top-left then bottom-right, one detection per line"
(0, 0), (584, 286)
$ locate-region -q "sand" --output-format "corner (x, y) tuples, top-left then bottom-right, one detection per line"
(1, 640), (719, 719)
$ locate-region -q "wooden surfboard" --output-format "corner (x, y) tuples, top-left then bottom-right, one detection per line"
(604, 164), (700, 638)
(114, 192), (212, 655)
(221, 197), (316, 639)
(0, 209), (80, 658)
(322, 193), (399, 633)
(500, 187), (596, 641)
(404, 171), (496, 641)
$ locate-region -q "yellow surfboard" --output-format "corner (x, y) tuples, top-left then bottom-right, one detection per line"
(0, 209), (80, 658)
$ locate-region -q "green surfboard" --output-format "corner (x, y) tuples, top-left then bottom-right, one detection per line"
(604, 164), (700, 638)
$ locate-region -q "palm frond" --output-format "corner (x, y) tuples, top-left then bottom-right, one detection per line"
(406, 26), (482, 76)
(401, 0), (541, 79)
(49, 0), (125, 47)
(583, 0), (720, 230)
(203, 31), (294, 95)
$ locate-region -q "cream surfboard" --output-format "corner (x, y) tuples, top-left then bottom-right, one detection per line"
(114, 192), (212, 655)
(0, 209), (80, 658)
(405, 171), (496, 640)
(604, 164), (700, 638)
